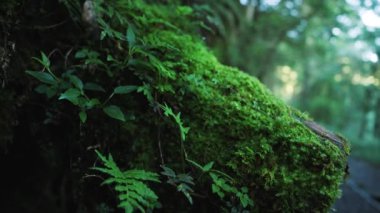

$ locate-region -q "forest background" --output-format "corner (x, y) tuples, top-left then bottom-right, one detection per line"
(195, 0), (380, 163)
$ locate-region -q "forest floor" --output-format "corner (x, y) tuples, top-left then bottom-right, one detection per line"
(333, 157), (380, 213)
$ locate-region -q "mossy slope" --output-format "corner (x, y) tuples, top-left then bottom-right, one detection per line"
(111, 0), (349, 212)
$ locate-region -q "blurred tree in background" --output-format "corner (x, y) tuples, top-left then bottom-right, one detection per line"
(184, 0), (380, 163)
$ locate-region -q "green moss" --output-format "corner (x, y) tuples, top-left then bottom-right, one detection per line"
(97, 0), (349, 211)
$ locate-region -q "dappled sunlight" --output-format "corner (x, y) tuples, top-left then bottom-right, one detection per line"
(360, 9), (380, 28)
(273, 66), (298, 101)
(352, 73), (380, 86)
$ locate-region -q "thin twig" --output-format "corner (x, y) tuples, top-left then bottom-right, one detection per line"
(28, 19), (69, 30)
(81, 174), (104, 181)
(155, 92), (165, 165)
(64, 48), (74, 69)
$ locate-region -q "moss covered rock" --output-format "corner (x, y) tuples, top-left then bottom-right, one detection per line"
(105, 0), (349, 212)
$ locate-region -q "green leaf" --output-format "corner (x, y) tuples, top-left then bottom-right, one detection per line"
(240, 194), (249, 207)
(180, 126), (190, 142)
(203, 161), (214, 172)
(26, 71), (57, 85)
(84, 82), (105, 92)
(212, 184), (224, 198)
(69, 75), (83, 90)
(85, 98), (101, 109)
(161, 104), (190, 141)
(124, 170), (160, 182)
(100, 31), (107, 40)
(160, 165), (176, 178)
(103, 105), (125, 122)
(32, 52), (50, 68)
(127, 25), (136, 47)
(177, 174), (194, 185)
(178, 184), (193, 204)
(186, 159), (205, 171)
(94, 150), (108, 165)
(241, 187), (248, 193)
(41, 52), (50, 67)
(59, 88), (81, 104)
(114, 31), (124, 40)
(119, 201), (133, 213)
(93, 150), (160, 212)
(79, 111), (87, 123)
(137, 84), (153, 103)
(176, 6), (193, 16)
(114, 85), (138, 94)
(46, 87), (58, 98)
(107, 54), (115, 62)
(34, 84), (49, 94)
(74, 49), (88, 59)
(34, 84), (58, 98)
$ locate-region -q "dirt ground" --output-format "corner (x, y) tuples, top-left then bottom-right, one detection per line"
(333, 158), (380, 213)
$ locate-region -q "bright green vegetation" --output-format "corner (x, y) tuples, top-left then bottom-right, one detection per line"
(1, 0), (349, 212)
(93, 151), (161, 212)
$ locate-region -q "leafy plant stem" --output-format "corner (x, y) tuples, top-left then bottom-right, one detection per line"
(102, 92), (115, 106)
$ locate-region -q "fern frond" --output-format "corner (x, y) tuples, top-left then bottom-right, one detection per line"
(93, 150), (160, 213)
(160, 165), (195, 204)
(123, 169), (161, 182)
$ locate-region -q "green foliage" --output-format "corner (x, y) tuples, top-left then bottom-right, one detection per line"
(25, 49), (142, 123)
(161, 104), (190, 142)
(210, 173), (253, 209)
(127, 26), (136, 47)
(83, 82), (106, 92)
(27, 52), (58, 84)
(74, 48), (103, 66)
(103, 105), (126, 122)
(59, 88), (81, 103)
(93, 150), (160, 213)
(187, 159), (214, 173)
(114, 85), (138, 95)
(137, 84), (154, 103)
(26, 52), (103, 110)
(187, 159), (254, 209)
(26, 71), (57, 85)
(160, 165), (195, 204)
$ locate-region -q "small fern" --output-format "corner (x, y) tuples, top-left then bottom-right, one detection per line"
(161, 103), (190, 142)
(93, 150), (161, 213)
(188, 159), (254, 209)
(160, 165), (195, 204)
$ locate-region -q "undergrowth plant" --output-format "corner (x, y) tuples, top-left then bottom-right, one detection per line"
(93, 151), (160, 212)
(160, 165), (195, 205)
(161, 103), (190, 142)
(187, 159), (254, 210)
